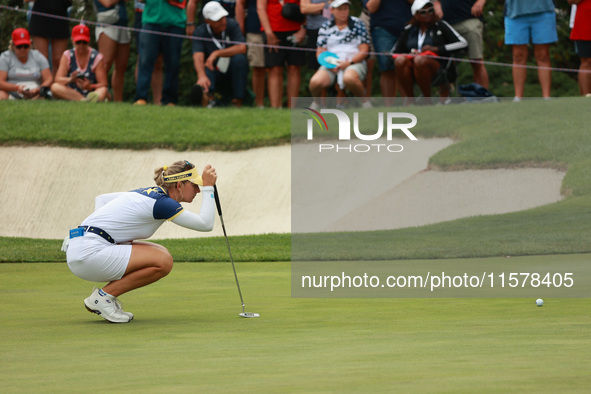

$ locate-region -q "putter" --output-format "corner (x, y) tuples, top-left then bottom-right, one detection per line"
(213, 185), (260, 318)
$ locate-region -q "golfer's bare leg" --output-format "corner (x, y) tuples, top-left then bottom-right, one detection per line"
(103, 241), (173, 297)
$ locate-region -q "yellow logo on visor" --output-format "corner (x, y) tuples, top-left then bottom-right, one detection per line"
(163, 167), (203, 185)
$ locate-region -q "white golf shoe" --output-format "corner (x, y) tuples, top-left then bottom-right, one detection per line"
(113, 298), (134, 320)
(84, 288), (133, 323)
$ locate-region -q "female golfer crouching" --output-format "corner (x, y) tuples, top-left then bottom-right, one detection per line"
(65, 161), (217, 323)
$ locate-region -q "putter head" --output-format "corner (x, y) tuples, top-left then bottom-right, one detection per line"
(239, 312), (260, 318)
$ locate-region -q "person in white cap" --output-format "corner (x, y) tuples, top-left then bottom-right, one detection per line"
(392, 0), (467, 102)
(308, 0), (373, 108)
(64, 161), (217, 323)
(191, 1), (248, 107)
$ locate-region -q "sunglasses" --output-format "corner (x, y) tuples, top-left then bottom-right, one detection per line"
(419, 7), (434, 15)
(74, 41), (88, 45)
(184, 160), (194, 170)
(16, 44), (30, 49)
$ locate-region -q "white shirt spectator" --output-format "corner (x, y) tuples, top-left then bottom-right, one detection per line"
(317, 16), (370, 62)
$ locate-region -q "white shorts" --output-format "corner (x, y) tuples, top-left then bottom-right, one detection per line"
(96, 25), (132, 45)
(66, 233), (131, 282)
(320, 62), (368, 84)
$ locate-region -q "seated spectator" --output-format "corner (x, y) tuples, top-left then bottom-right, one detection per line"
(51, 24), (109, 102)
(192, 1), (248, 107)
(308, 0), (372, 109)
(392, 0), (467, 103)
(0, 28), (53, 100)
(94, 0), (132, 102)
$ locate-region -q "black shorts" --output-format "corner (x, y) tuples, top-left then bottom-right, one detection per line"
(264, 31), (306, 68)
(29, 1), (70, 39)
(575, 40), (591, 58)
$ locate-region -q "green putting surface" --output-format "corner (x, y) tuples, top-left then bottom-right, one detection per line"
(1, 260), (590, 392)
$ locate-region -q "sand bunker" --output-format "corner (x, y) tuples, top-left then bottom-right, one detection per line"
(0, 141), (565, 239)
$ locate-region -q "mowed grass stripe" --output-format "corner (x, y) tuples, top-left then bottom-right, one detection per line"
(1, 261), (590, 392)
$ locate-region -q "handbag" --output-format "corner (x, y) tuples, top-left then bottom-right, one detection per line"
(282, 3), (306, 23)
(96, 6), (120, 25)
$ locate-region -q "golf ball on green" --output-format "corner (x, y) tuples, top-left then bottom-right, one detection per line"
(536, 298), (544, 307)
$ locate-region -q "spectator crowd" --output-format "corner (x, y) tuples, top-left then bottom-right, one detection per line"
(1, 0), (591, 105)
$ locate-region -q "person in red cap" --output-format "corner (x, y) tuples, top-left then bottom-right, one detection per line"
(51, 24), (109, 102)
(0, 28), (53, 100)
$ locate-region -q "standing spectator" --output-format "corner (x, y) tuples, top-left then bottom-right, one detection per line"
(504, 0), (557, 100)
(0, 28), (53, 100)
(51, 24), (109, 102)
(568, 0), (591, 96)
(300, 0), (331, 71)
(94, 0), (132, 102)
(134, 0), (187, 106)
(257, 0), (307, 108)
(134, 0), (163, 104)
(308, 0), (371, 109)
(433, 0), (489, 89)
(192, 1), (248, 107)
(24, 0), (71, 77)
(392, 0), (467, 102)
(363, 0), (412, 104)
(236, 0), (267, 107)
(358, 2), (376, 97)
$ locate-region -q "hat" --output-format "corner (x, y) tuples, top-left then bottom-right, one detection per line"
(12, 28), (31, 46)
(331, 0), (350, 8)
(163, 166), (203, 186)
(202, 1), (229, 22)
(71, 24), (90, 43)
(411, 0), (433, 15)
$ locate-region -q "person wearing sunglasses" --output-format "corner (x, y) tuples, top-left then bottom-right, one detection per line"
(0, 28), (53, 100)
(51, 24), (109, 102)
(391, 0), (467, 103)
(63, 161), (218, 323)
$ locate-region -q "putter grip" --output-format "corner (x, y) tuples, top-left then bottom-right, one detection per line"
(213, 184), (223, 216)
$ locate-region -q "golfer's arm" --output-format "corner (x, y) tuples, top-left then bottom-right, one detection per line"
(171, 186), (216, 231)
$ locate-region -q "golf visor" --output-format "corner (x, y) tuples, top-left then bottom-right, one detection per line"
(163, 167), (203, 185)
